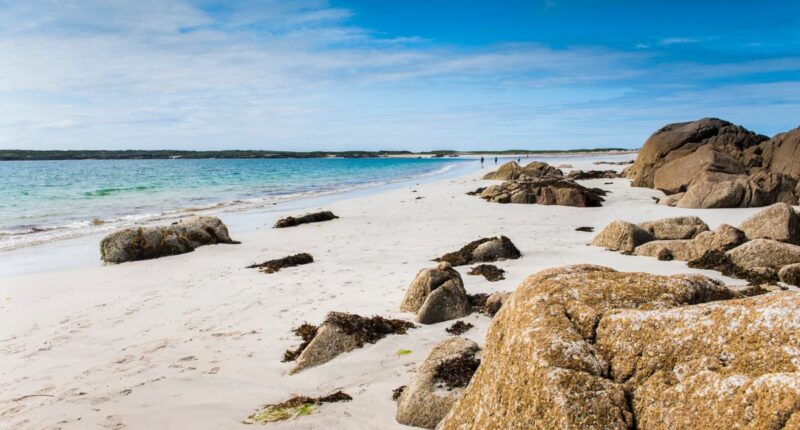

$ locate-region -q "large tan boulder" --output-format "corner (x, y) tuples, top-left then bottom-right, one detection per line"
(672, 170), (797, 208)
(627, 118), (766, 188)
(592, 220), (655, 252)
(400, 262), (470, 324)
(438, 265), (742, 430)
(634, 224), (745, 262)
(478, 177), (605, 207)
(395, 337), (479, 429)
(595, 292), (800, 430)
(727, 238), (800, 270)
(762, 126), (800, 180)
(482, 161), (562, 180)
(739, 202), (800, 245)
(637, 216), (709, 240)
(653, 145), (745, 194)
(99, 216), (237, 263)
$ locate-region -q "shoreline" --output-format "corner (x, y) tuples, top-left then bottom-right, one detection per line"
(7, 151), (784, 429)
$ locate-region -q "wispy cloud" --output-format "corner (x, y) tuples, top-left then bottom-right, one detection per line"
(0, 1), (797, 150)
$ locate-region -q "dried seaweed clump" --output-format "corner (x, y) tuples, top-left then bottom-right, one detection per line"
(273, 211), (339, 228)
(246, 391), (352, 423)
(688, 250), (779, 285)
(282, 323), (319, 362)
(446, 320), (474, 335)
(467, 264), (505, 281)
(326, 313), (416, 348)
(434, 355), (481, 390)
(392, 385), (407, 401)
(465, 187), (486, 196)
(248, 253), (314, 273)
(575, 226), (594, 233)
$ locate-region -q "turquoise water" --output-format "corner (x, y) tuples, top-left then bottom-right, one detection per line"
(0, 157), (466, 250)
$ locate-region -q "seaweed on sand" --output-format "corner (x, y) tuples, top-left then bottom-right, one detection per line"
(467, 264), (505, 281)
(324, 313), (416, 348)
(282, 323), (318, 362)
(246, 391), (352, 423)
(445, 320), (474, 335)
(248, 253), (314, 273)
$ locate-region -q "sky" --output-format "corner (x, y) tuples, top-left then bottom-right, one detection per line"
(0, 0), (798, 151)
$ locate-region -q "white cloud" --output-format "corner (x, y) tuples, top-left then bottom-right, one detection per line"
(658, 37), (699, 46)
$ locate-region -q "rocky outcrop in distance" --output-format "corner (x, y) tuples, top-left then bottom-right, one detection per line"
(592, 204), (800, 287)
(626, 118), (800, 208)
(477, 177), (606, 206)
(100, 216), (238, 263)
(438, 265), (800, 429)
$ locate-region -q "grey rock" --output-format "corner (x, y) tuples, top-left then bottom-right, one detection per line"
(401, 262), (470, 324)
(592, 220), (655, 253)
(739, 203), (800, 245)
(727, 239), (800, 270)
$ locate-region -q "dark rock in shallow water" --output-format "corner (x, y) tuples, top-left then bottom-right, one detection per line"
(100, 216), (237, 263)
(247, 253), (313, 273)
(273, 211), (338, 228)
(467, 264), (505, 281)
(436, 236), (521, 266)
(289, 312), (415, 374)
(477, 177), (606, 207)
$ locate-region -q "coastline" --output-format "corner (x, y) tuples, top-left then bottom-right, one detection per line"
(2, 151), (773, 429)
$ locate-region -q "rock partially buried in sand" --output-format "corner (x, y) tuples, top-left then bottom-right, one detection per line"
(726, 238), (800, 270)
(739, 202), (800, 245)
(591, 220), (654, 253)
(100, 216), (237, 263)
(435, 236), (521, 266)
(273, 211), (338, 228)
(438, 265), (800, 430)
(637, 216), (709, 240)
(779, 263), (800, 286)
(395, 337), (480, 429)
(289, 312), (415, 374)
(477, 177), (606, 206)
(401, 262), (470, 324)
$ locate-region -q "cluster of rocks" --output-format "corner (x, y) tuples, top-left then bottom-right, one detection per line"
(591, 203), (800, 286)
(438, 265), (800, 429)
(625, 118), (800, 208)
(99, 216), (238, 263)
(477, 161), (616, 207)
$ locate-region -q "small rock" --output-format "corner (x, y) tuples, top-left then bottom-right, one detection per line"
(401, 262), (471, 324)
(436, 236), (521, 266)
(592, 220), (654, 253)
(637, 216), (709, 240)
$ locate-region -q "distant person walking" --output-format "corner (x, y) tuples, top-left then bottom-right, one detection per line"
(480, 156), (484, 167)
(494, 156), (498, 165)
(517, 157), (521, 163)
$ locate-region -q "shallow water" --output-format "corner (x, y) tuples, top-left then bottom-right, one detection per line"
(0, 157), (465, 250)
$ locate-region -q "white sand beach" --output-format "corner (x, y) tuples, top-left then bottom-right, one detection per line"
(0, 154), (784, 429)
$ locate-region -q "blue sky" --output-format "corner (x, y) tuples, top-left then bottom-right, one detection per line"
(0, 0), (798, 151)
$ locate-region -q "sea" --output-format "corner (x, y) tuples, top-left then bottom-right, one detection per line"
(0, 157), (470, 251)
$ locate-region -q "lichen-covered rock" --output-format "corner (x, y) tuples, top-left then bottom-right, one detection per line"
(739, 202), (800, 245)
(482, 161), (562, 180)
(478, 177), (605, 207)
(435, 236), (521, 266)
(727, 238), (800, 270)
(637, 216), (709, 240)
(100, 216), (237, 263)
(592, 220), (655, 252)
(626, 118), (767, 188)
(290, 312), (414, 374)
(438, 265), (741, 430)
(395, 337), (480, 429)
(595, 292), (800, 430)
(779, 263), (800, 287)
(400, 262), (470, 324)
(693, 223), (746, 252)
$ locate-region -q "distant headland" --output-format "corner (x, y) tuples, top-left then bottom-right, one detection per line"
(0, 148), (632, 161)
